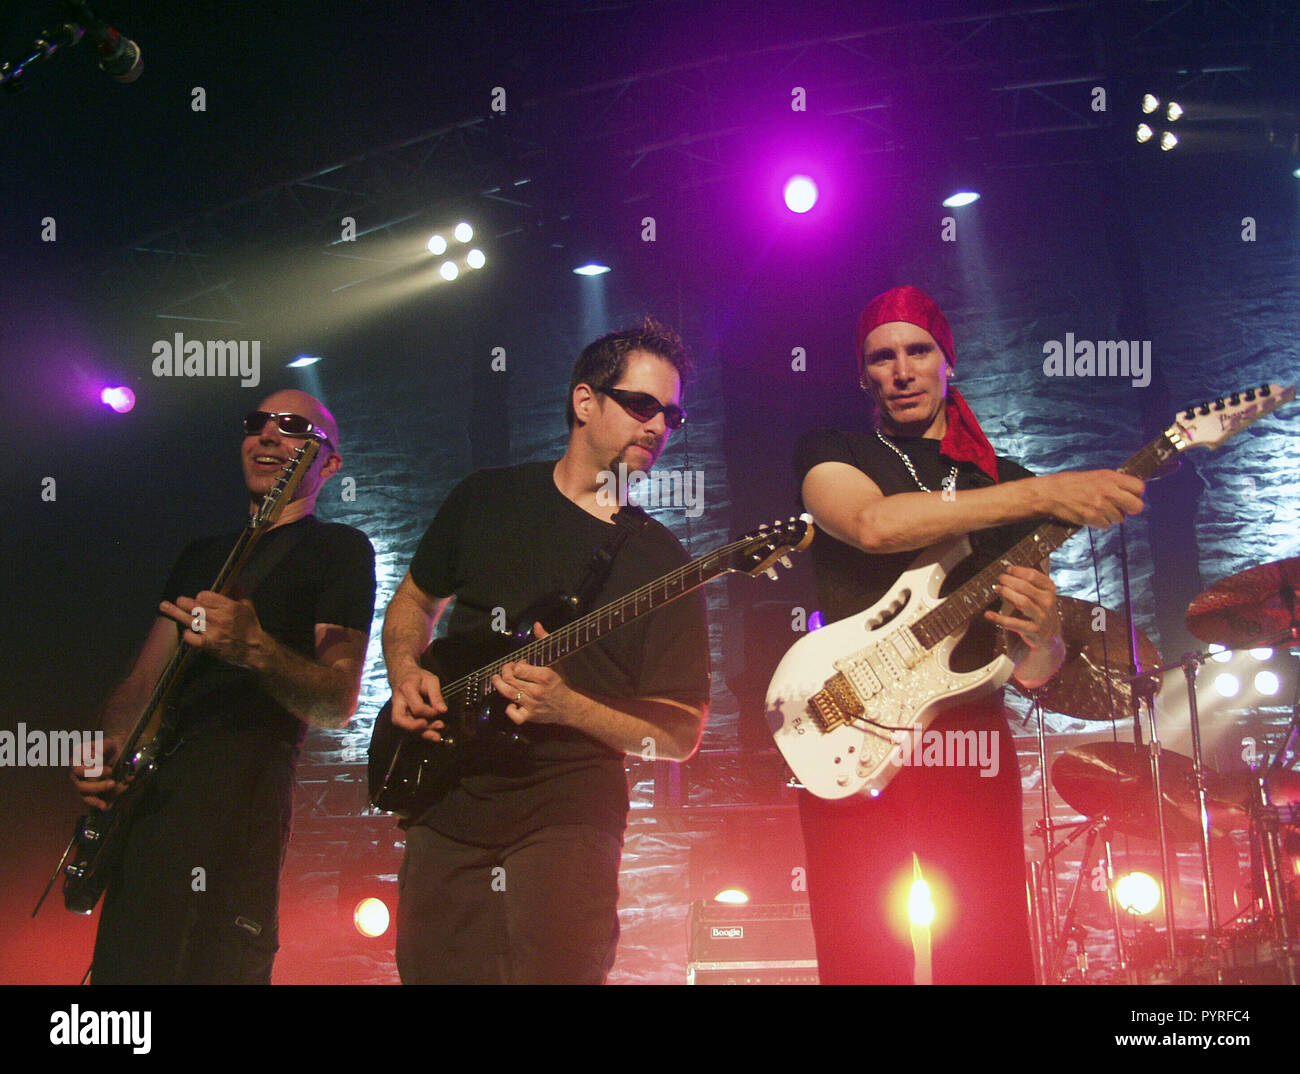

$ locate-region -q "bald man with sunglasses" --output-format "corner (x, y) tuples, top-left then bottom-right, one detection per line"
(72, 389), (375, 984)
(383, 319), (710, 985)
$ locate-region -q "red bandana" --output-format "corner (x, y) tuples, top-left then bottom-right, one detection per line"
(855, 285), (999, 484)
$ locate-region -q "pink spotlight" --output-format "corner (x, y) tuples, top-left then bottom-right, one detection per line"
(101, 386), (135, 413)
(783, 175), (818, 214)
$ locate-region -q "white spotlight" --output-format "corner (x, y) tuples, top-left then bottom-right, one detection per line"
(1115, 872), (1161, 915)
(1160, 132), (1179, 151)
(288, 355), (321, 368)
(1142, 94), (1160, 114)
(1255, 671), (1281, 697)
(1166, 102), (1183, 121)
(427, 235), (448, 255)
(466, 248), (486, 269)
(1209, 645), (1232, 664)
(1250, 648), (1274, 661)
(574, 263), (611, 276)
(1136, 124), (1154, 144)
(1213, 673), (1240, 698)
(439, 261), (460, 281)
(942, 191), (980, 208)
(454, 222), (474, 243)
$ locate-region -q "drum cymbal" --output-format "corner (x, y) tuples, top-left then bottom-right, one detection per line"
(1025, 597), (1162, 721)
(1187, 557), (1300, 650)
(1052, 742), (1245, 842)
(1206, 768), (1300, 816)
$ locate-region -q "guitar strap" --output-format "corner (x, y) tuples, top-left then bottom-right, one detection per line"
(570, 506), (650, 614)
(236, 516), (317, 599)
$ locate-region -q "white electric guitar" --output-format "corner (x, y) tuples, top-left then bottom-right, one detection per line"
(767, 384), (1295, 800)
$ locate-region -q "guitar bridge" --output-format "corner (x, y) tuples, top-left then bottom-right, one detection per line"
(809, 672), (864, 732)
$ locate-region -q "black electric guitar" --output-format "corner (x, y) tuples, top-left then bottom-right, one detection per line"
(768, 384), (1294, 799)
(368, 516), (815, 818)
(35, 440), (320, 916)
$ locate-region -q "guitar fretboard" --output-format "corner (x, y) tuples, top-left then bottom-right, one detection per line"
(910, 430), (1179, 650)
(440, 535), (756, 707)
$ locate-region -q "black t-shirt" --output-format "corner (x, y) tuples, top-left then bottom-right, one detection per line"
(160, 516), (376, 751)
(407, 461), (711, 843)
(793, 428), (1038, 685)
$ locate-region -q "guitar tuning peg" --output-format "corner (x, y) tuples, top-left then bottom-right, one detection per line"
(779, 555), (792, 569)
(765, 567), (779, 581)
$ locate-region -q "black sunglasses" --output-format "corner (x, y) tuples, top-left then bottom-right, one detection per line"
(598, 386), (686, 430)
(242, 411), (332, 447)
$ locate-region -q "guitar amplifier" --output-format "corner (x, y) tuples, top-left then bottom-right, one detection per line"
(686, 901), (820, 985)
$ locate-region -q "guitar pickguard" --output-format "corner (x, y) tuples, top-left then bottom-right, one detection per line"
(767, 539), (1014, 799)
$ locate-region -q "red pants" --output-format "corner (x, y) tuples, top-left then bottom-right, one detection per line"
(798, 707), (1035, 985)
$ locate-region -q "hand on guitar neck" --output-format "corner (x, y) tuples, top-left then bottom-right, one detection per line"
(804, 464), (1145, 557)
(1026, 469), (1146, 529)
(70, 735), (125, 811)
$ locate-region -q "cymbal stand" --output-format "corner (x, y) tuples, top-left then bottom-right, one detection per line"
(1048, 814), (1129, 982)
(1131, 669), (1181, 962)
(1248, 764), (1296, 983)
(1177, 652), (1220, 944)
(1028, 691), (1061, 971)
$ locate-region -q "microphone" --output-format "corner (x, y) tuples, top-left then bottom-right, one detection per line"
(64, 1), (142, 83)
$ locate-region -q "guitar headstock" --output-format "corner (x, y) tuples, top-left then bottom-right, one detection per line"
(728, 515), (815, 580)
(251, 439), (321, 529)
(1166, 383), (1295, 453)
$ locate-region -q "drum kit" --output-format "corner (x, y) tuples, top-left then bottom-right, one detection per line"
(1024, 556), (1300, 985)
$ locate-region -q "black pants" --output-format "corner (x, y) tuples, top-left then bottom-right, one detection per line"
(798, 707), (1035, 985)
(396, 823), (622, 984)
(91, 726), (293, 985)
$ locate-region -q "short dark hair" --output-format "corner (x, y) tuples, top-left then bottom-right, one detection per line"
(566, 317), (693, 429)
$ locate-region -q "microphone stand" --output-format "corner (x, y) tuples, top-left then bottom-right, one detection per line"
(0, 23), (83, 90)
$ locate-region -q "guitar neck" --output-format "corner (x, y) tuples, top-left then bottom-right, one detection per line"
(442, 537), (749, 703)
(114, 522), (266, 771)
(910, 429), (1179, 650)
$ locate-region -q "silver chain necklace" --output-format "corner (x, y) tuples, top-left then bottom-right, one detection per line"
(876, 430), (957, 494)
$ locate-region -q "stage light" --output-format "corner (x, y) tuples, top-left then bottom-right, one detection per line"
(1255, 671), (1281, 697)
(907, 870), (934, 927)
(353, 897), (390, 938)
(439, 261), (459, 281)
(1293, 167), (1300, 179)
(453, 222), (474, 243)
(466, 248), (486, 270)
(1142, 94), (1160, 114)
(100, 386), (135, 413)
(288, 355), (321, 368)
(427, 234), (448, 255)
(1136, 124), (1154, 143)
(1213, 673), (1241, 698)
(1114, 871), (1160, 915)
(713, 888), (749, 905)
(1250, 648), (1274, 661)
(1166, 101), (1183, 121)
(942, 191), (980, 208)
(1209, 645), (1232, 663)
(1160, 132), (1178, 151)
(808, 610), (825, 632)
(783, 175), (818, 214)
(574, 263), (610, 276)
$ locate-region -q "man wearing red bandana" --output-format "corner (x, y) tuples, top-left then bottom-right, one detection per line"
(794, 286), (1145, 984)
